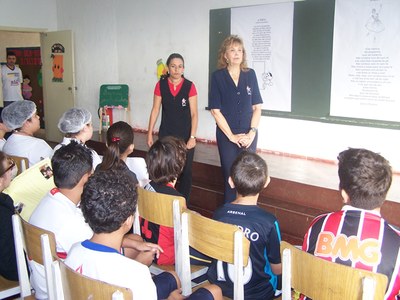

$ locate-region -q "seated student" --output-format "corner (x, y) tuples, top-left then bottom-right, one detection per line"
(96, 121), (138, 184)
(0, 107), (11, 151)
(54, 107), (102, 168)
(141, 136), (187, 265)
(207, 151), (282, 299)
(2, 100), (52, 167)
(29, 141), (161, 299)
(0, 151), (18, 281)
(302, 148), (400, 300)
(142, 136), (212, 266)
(65, 169), (222, 300)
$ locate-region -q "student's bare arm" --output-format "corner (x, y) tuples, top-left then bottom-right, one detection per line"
(271, 262), (282, 275)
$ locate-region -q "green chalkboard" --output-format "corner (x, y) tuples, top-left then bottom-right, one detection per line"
(209, 8), (231, 91)
(209, 0), (400, 130)
(99, 84), (129, 108)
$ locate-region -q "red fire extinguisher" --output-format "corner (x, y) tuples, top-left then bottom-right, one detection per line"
(99, 106), (113, 132)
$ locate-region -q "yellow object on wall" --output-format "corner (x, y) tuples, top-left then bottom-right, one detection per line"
(156, 58), (167, 79)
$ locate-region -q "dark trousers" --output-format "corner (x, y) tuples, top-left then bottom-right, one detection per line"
(216, 127), (258, 203)
(176, 147), (194, 204)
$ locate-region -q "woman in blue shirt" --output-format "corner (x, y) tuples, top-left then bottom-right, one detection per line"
(209, 35), (263, 203)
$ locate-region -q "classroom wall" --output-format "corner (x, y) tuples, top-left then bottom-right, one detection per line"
(0, 0), (57, 30)
(54, 0), (120, 116)
(0, 32), (40, 61)
(1, 0), (399, 171)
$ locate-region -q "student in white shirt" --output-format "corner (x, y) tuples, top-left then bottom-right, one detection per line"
(0, 108), (10, 151)
(30, 142), (162, 299)
(2, 100), (52, 167)
(54, 107), (102, 168)
(66, 169), (222, 300)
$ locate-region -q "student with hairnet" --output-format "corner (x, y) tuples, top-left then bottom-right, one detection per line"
(0, 107), (11, 151)
(2, 100), (52, 167)
(54, 107), (102, 169)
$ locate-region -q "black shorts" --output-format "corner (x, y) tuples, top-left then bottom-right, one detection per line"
(153, 272), (177, 299)
(153, 272), (214, 300)
(188, 287), (214, 300)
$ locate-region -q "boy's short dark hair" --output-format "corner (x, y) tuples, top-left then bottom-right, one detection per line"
(231, 151), (268, 197)
(51, 141), (93, 189)
(338, 148), (392, 210)
(6, 51), (16, 58)
(81, 169), (137, 234)
(146, 136), (187, 184)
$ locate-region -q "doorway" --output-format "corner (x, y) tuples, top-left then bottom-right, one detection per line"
(0, 31), (45, 136)
(1, 29), (76, 143)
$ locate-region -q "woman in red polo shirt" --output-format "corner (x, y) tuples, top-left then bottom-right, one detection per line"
(147, 53), (198, 204)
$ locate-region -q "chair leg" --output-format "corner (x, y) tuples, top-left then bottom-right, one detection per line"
(12, 214), (32, 297)
(282, 248), (291, 300)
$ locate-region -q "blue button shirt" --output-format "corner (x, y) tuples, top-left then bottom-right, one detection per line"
(208, 68), (263, 133)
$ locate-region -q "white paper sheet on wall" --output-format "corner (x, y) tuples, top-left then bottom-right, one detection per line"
(231, 2), (294, 112)
(330, 0), (400, 122)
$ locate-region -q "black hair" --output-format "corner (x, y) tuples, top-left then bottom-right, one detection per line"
(160, 53), (185, 80)
(166, 53), (184, 67)
(51, 141), (93, 189)
(146, 136), (186, 184)
(6, 51), (16, 58)
(230, 151), (268, 197)
(98, 121), (134, 171)
(338, 148), (392, 210)
(81, 169), (137, 234)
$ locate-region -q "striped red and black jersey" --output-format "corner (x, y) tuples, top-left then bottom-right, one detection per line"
(303, 205), (400, 299)
(139, 181), (181, 265)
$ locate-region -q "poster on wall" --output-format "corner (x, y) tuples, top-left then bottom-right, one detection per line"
(6, 47), (45, 127)
(330, 0), (400, 122)
(231, 3), (294, 112)
(51, 43), (65, 82)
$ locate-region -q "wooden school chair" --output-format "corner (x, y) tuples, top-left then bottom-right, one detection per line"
(280, 241), (388, 300)
(4, 158), (55, 221)
(0, 275), (20, 299)
(180, 210), (250, 300)
(133, 187), (186, 277)
(12, 213), (58, 299)
(8, 155), (29, 175)
(51, 259), (133, 300)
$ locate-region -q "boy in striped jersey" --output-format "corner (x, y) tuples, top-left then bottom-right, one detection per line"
(303, 148), (400, 299)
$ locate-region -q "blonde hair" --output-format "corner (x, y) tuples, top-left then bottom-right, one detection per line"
(217, 35), (248, 70)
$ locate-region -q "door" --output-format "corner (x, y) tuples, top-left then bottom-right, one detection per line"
(41, 30), (75, 143)
(0, 67), (3, 106)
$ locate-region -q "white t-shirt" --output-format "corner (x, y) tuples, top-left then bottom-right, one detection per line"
(3, 134), (53, 167)
(66, 240), (157, 300)
(0, 138), (6, 151)
(53, 137), (102, 169)
(1, 64), (23, 102)
(29, 188), (93, 299)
